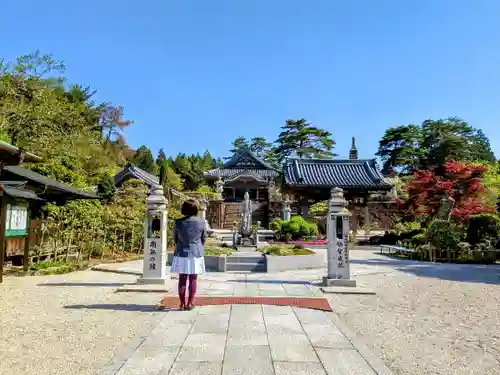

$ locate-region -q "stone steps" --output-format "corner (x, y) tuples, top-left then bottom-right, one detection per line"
(226, 253), (267, 272)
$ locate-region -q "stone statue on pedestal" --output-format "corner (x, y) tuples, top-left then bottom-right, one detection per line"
(240, 192), (252, 238)
(437, 195), (455, 222)
(215, 177), (224, 198)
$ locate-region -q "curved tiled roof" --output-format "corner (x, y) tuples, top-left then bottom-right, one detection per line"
(204, 168), (280, 179)
(204, 148), (280, 180)
(114, 164), (182, 197)
(115, 164), (160, 187)
(284, 158), (393, 190)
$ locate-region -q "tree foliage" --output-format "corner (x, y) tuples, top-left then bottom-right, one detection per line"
(377, 118), (495, 174)
(274, 119), (336, 162)
(403, 161), (495, 221)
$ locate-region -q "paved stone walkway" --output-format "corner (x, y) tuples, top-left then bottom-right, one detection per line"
(104, 304), (379, 375)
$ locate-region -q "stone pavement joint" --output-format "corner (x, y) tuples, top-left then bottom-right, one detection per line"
(159, 296), (333, 311)
(104, 304), (394, 375)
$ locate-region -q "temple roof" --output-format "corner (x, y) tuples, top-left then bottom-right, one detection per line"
(114, 164), (182, 197)
(115, 164), (160, 187)
(284, 158), (393, 190)
(204, 149), (281, 180)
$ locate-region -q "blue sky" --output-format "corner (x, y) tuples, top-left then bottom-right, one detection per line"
(2, 1), (500, 161)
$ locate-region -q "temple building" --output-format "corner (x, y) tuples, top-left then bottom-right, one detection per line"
(204, 138), (395, 232)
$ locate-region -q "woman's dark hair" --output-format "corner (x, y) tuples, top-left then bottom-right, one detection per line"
(181, 199), (199, 217)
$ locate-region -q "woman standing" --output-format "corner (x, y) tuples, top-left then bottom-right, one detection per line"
(171, 199), (206, 310)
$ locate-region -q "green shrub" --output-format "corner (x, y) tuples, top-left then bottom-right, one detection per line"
(204, 246), (233, 256)
(271, 218), (283, 234)
(395, 221), (421, 233)
(259, 245), (315, 256)
(427, 220), (461, 251)
(457, 241), (471, 254)
(276, 216), (318, 240)
(467, 213), (500, 246)
(410, 233), (426, 249)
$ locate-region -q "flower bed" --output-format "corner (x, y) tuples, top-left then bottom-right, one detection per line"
(288, 239), (328, 246)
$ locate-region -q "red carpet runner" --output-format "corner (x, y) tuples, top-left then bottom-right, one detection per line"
(159, 296), (332, 311)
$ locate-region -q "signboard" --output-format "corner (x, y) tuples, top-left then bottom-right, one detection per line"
(5, 204), (29, 237)
(327, 213), (350, 279)
(145, 238), (161, 272)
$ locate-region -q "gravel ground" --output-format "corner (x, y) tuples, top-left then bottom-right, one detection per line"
(326, 250), (500, 375)
(2, 250), (500, 375)
(0, 271), (164, 375)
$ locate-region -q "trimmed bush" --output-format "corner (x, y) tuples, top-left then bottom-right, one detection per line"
(467, 213), (500, 246)
(274, 216), (318, 240)
(426, 220), (461, 251)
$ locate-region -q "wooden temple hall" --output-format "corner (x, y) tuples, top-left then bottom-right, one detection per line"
(204, 138), (396, 231)
(0, 141), (99, 282)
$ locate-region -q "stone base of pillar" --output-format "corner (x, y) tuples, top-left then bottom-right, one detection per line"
(137, 276), (171, 285)
(322, 277), (357, 287)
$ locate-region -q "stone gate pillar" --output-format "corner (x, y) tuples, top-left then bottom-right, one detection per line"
(138, 185), (170, 284)
(322, 187), (356, 287)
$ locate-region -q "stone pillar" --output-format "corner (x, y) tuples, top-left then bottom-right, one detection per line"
(363, 204), (371, 235)
(199, 198), (212, 232)
(283, 198), (291, 221)
(322, 187), (356, 287)
(301, 204), (309, 219)
(138, 185), (170, 284)
(351, 209), (359, 234)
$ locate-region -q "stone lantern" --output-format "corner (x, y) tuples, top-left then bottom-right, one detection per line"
(137, 184), (170, 284)
(322, 187), (356, 287)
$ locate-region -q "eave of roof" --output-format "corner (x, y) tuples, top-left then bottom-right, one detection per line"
(2, 165), (99, 199)
(203, 168), (280, 179)
(0, 140), (42, 163)
(0, 185), (42, 200)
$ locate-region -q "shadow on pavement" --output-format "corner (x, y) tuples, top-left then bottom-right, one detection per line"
(64, 304), (181, 312)
(227, 279), (312, 285)
(38, 282), (135, 287)
(352, 256), (500, 285)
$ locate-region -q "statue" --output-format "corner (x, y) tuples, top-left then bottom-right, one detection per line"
(437, 195), (455, 222)
(215, 177), (224, 194)
(239, 192), (252, 238)
(268, 179), (276, 195)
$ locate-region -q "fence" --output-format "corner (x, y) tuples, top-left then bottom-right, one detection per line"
(26, 219), (146, 264)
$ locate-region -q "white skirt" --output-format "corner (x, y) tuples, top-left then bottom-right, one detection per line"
(171, 256), (206, 275)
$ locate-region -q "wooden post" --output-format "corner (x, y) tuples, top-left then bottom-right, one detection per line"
(0, 195), (7, 283)
(23, 208), (31, 272)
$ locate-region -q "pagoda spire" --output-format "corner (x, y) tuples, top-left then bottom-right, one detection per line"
(349, 137), (358, 160)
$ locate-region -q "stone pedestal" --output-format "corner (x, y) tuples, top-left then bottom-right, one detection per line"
(137, 185), (170, 285)
(322, 187), (356, 288)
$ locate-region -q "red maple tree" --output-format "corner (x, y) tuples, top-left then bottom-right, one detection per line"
(399, 161), (495, 221)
